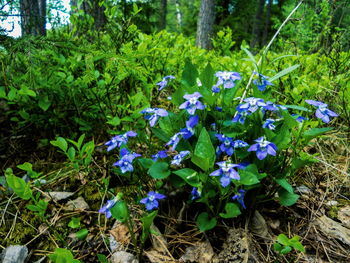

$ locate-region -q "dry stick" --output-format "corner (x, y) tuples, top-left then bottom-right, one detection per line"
(238, 0), (304, 105)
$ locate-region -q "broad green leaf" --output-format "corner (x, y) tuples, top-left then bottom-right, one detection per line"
(278, 189), (299, 206)
(239, 164), (262, 185)
(50, 137), (68, 152)
(49, 248), (80, 263)
(68, 217), (81, 229)
(173, 168), (200, 187)
(196, 212), (217, 232)
(19, 86), (36, 97)
(272, 125), (291, 150)
(303, 127), (333, 141)
(151, 128), (170, 142)
(67, 147), (76, 162)
(38, 95), (51, 111)
(182, 59), (198, 87)
(284, 104), (311, 112)
(75, 228), (88, 240)
(6, 174), (32, 200)
(280, 246), (292, 254)
(269, 64), (300, 82)
(275, 178), (293, 194)
(0, 86), (6, 99)
(289, 236), (305, 252)
(277, 234), (290, 246)
(199, 63), (216, 106)
(141, 210), (158, 242)
(97, 254), (108, 263)
(219, 203), (241, 218)
(138, 158), (154, 169)
(17, 162), (33, 172)
(110, 200), (129, 223)
(148, 162), (171, 179)
(191, 128), (215, 171)
(107, 116), (121, 126)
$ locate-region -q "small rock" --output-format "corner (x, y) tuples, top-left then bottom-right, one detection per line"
(250, 210), (269, 238)
(110, 251), (139, 263)
(65, 197), (89, 211)
(1, 245), (28, 263)
(314, 215), (350, 245)
(296, 185), (311, 195)
(109, 221), (128, 253)
(338, 206), (350, 228)
(45, 191), (75, 201)
(179, 240), (214, 263)
(325, 200), (338, 207)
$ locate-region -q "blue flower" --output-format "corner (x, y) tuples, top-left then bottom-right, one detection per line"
(105, 131), (137, 152)
(152, 150), (168, 161)
(263, 101), (279, 112)
(237, 97), (266, 113)
(215, 71), (241, 89)
(232, 111), (250, 124)
(215, 134), (235, 156)
(253, 73), (272, 91)
(248, 136), (277, 160)
(191, 187), (201, 200)
(171, 151), (190, 166)
(141, 108), (168, 127)
(305, 100), (338, 123)
(210, 161), (240, 187)
(181, 115), (199, 139)
(157, 75), (175, 91)
(212, 85), (220, 93)
(233, 140), (249, 148)
(99, 197), (118, 218)
(140, 191), (166, 211)
(113, 148), (141, 173)
(232, 189), (246, 209)
(215, 106), (223, 112)
(292, 114), (307, 123)
(263, 119), (276, 130)
(179, 92), (205, 115)
(166, 132), (183, 150)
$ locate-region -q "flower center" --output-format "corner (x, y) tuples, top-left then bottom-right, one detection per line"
(260, 140), (269, 147)
(224, 139), (231, 146)
(149, 195), (155, 201)
(189, 97), (198, 104)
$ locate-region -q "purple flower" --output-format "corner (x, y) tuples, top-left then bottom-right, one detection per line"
(152, 150), (168, 161)
(105, 131), (137, 152)
(157, 75), (175, 91)
(166, 132), (183, 150)
(216, 106), (223, 112)
(232, 111), (250, 124)
(179, 92), (205, 115)
(233, 140), (249, 148)
(171, 151), (190, 166)
(253, 73), (272, 91)
(263, 101), (279, 112)
(292, 114), (307, 123)
(215, 71), (241, 89)
(232, 189), (246, 209)
(305, 100), (338, 123)
(216, 134), (235, 156)
(113, 148), (141, 173)
(141, 108), (168, 127)
(99, 197), (118, 218)
(212, 85), (220, 93)
(210, 161), (240, 187)
(140, 191), (166, 211)
(191, 187), (201, 200)
(237, 97), (266, 113)
(248, 137), (277, 160)
(263, 119), (276, 130)
(181, 115), (199, 139)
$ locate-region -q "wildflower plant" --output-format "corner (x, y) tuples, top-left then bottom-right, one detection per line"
(102, 60), (338, 238)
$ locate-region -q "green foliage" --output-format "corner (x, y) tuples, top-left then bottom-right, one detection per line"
(5, 169), (32, 200)
(273, 234), (305, 255)
(49, 248), (80, 263)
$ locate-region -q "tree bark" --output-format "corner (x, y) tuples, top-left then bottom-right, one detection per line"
(196, 0), (215, 49)
(20, 0), (46, 36)
(250, 0), (265, 49)
(159, 0), (167, 30)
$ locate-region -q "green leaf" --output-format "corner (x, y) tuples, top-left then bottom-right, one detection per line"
(242, 48), (258, 70)
(280, 246), (292, 254)
(277, 234), (290, 246)
(97, 254), (108, 263)
(138, 158), (154, 169)
(219, 203), (241, 218)
(75, 228), (88, 240)
(6, 174), (32, 200)
(284, 105), (311, 112)
(239, 164), (262, 185)
(303, 127), (333, 141)
(196, 212), (217, 232)
(0, 86), (6, 99)
(269, 64), (300, 82)
(50, 137), (68, 152)
(19, 86), (36, 97)
(38, 95), (51, 111)
(191, 128), (215, 171)
(17, 162), (33, 172)
(141, 210), (158, 242)
(67, 147), (76, 162)
(110, 200), (129, 223)
(49, 248), (80, 263)
(107, 116), (121, 126)
(182, 59), (198, 87)
(151, 128), (170, 142)
(199, 64), (216, 106)
(173, 168), (200, 187)
(77, 134), (85, 151)
(278, 189), (299, 206)
(68, 217), (81, 229)
(148, 162), (171, 179)
(275, 178), (293, 194)
(273, 243), (283, 252)
(272, 125), (291, 150)
(289, 236), (305, 252)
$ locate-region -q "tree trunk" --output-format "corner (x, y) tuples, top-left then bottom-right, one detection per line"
(20, 0), (46, 36)
(175, 0), (182, 29)
(250, 0), (265, 49)
(196, 0), (215, 49)
(159, 0), (167, 30)
(70, 0), (107, 30)
(262, 0), (273, 46)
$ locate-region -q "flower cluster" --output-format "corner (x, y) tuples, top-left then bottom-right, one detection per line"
(215, 134), (248, 156)
(105, 131), (137, 152)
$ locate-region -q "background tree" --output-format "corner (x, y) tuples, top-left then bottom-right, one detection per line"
(159, 0), (167, 30)
(196, 0), (215, 49)
(20, 0), (46, 36)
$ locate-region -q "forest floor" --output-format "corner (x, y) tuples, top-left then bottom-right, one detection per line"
(1, 128), (350, 263)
